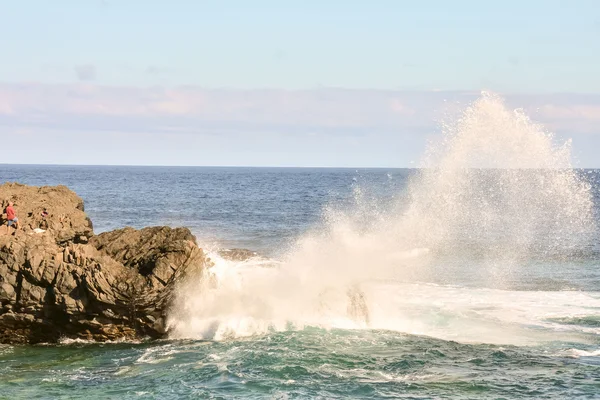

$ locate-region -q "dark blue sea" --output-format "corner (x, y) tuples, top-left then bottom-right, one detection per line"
(1, 164), (600, 399)
(0, 165), (409, 254)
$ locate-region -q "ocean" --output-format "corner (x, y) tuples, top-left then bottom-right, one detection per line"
(1, 94), (600, 399)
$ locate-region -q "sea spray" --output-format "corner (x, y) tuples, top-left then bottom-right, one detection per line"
(400, 92), (595, 279)
(166, 92), (597, 342)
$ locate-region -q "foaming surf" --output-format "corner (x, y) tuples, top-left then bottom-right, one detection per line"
(166, 92), (598, 346)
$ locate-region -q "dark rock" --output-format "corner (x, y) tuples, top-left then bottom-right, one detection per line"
(90, 226), (204, 288)
(0, 183), (93, 244)
(0, 183), (207, 344)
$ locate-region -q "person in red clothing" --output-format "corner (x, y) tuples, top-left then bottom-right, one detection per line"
(5, 201), (19, 229)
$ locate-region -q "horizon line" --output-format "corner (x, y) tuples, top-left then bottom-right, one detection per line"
(1, 163), (598, 170)
(0, 162), (414, 169)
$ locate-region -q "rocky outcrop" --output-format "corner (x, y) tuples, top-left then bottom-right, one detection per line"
(0, 183), (207, 344)
(0, 183), (93, 244)
(90, 226), (205, 289)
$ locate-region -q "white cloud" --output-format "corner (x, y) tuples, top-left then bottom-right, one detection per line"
(1, 85), (599, 167)
(0, 84), (599, 138)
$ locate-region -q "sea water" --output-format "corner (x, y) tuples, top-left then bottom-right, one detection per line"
(1, 93), (599, 399)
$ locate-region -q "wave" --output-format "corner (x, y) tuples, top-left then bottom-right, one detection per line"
(166, 249), (600, 346)
(166, 92), (598, 345)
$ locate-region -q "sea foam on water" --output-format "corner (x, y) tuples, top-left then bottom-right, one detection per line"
(166, 92), (597, 344)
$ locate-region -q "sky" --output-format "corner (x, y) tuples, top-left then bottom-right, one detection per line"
(1, 0), (600, 167)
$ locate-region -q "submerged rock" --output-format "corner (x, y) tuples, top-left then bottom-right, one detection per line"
(217, 248), (260, 261)
(0, 183), (206, 344)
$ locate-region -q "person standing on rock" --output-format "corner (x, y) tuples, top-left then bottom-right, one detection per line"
(5, 201), (19, 229)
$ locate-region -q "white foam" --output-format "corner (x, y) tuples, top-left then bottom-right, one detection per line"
(135, 344), (180, 364)
(563, 348), (600, 358)
(0, 345), (13, 355)
(58, 337), (143, 345)
(167, 249), (600, 345)
(58, 338), (95, 345)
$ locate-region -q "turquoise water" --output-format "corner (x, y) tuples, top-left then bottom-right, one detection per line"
(1, 166), (600, 399)
(2, 330), (600, 399)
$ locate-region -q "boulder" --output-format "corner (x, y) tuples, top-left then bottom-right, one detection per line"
(0, 183), (207, 344)
(0, 183), (93, 244)
(90, 226), (205, 289)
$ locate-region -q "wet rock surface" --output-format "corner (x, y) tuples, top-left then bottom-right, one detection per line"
(0, 183), (207, 344)
(217, 248), (261, 261)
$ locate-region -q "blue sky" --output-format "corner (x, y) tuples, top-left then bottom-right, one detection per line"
(1, 1), (600, 166)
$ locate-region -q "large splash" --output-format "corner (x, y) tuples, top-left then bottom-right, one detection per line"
(166, 92), (597, 343)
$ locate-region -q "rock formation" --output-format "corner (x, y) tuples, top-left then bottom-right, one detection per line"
(0, 183), (207, 344)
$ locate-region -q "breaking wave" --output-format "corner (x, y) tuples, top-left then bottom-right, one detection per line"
(166, 92), (598, 345)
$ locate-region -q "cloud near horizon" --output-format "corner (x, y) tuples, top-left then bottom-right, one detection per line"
(0, 83), (599, 167)
(1, 83), (599, 135)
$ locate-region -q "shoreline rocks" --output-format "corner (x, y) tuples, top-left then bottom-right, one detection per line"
(0, 183), (207, 344)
